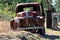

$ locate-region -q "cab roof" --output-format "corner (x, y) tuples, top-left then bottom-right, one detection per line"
(16, 2), (39, 7)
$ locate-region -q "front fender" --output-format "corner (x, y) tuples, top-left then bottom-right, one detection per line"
(10, 19), (15, 29)
(10, 18), (18, 29)
(37, 16), (44, 23)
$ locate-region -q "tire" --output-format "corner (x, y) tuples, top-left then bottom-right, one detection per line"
(38, 28), (45, 35)
(31, 29), (36, 33)
(25, 29), (35, 33)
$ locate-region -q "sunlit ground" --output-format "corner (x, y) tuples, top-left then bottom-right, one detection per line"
(0, 21), (10, 33)
(0, 21), (60, 36)
(0, 21), (60, 40)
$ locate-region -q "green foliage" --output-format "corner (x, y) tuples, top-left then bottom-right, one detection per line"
(0, 0), (41, 21)
(55, 0), (60, 12)
(0, 0), (55, 21)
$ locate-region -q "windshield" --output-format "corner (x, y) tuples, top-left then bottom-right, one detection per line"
(23, 7), (33, 11)
(16, 6), (37, 13)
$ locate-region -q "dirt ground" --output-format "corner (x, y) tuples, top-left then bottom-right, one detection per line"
(0, 21), (60, 40)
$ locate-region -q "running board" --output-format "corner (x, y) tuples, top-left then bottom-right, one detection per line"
(17, 27), (43, 30)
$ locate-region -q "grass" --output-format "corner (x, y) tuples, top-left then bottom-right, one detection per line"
(0, 21), (10, 33)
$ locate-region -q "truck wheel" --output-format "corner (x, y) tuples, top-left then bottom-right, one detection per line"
(38, 28), (45, 35)
(29, 29), (36, 33)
